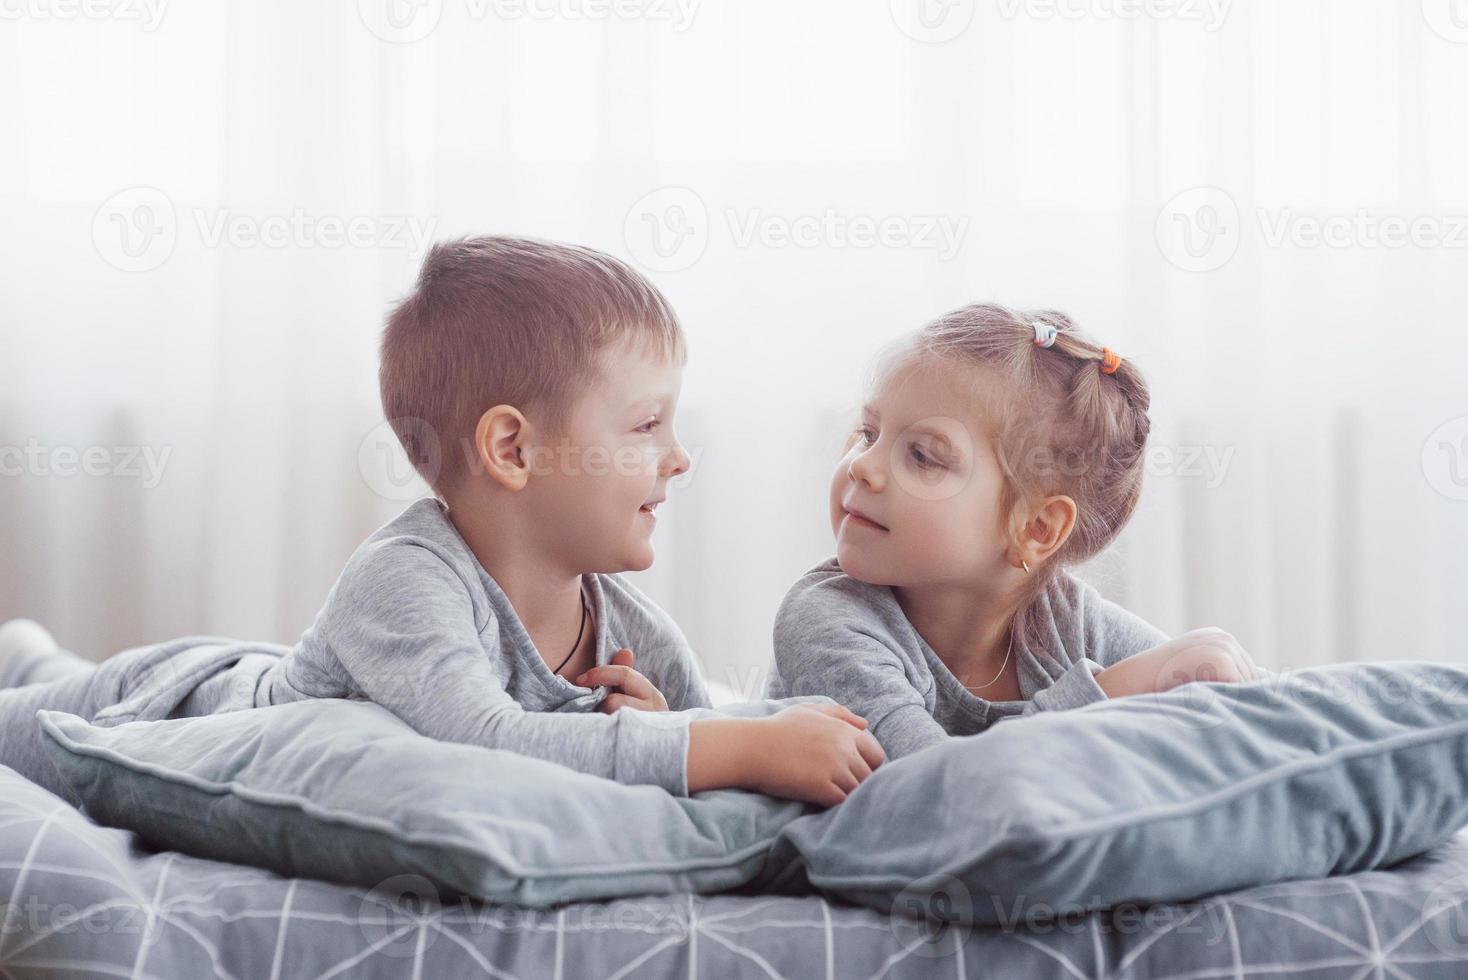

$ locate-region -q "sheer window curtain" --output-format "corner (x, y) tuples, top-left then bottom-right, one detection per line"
(2, 0), (1466, 694)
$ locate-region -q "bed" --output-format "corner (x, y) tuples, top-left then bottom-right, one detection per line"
(5, 763), (1468, 979)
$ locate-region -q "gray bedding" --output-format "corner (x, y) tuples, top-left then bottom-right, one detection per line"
(4, 764), (1468, 979)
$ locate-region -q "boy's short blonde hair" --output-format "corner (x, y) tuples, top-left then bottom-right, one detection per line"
(380, 235), (686, 496)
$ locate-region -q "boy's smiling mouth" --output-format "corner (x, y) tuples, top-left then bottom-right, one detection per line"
(639, 498), (664, 520)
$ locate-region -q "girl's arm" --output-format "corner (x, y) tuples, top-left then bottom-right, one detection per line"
(771, 590), (949, 761)
(1095, 627), (1265, 698)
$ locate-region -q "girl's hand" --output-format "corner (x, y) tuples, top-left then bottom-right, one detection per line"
(578, 648), (670, 713)
(1095, 628), (1261, 699)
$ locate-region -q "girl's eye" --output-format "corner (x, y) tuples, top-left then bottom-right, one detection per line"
(857, 426), (877, 446)
(636, 419), (661, 434)
(909, 445), (941, 469)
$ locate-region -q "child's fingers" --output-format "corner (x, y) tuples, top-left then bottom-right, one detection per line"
(856, 731), (885, 769)
(576, 664), (648, 694)
(598, 692), (633, 714)
(809, 703), (869, 729)
(611, 647), (635, 668)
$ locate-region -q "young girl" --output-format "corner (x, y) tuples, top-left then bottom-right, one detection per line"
(766, 303), (1264, 760)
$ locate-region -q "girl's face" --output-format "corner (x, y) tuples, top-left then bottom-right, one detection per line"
(829, 357), (1015, 590)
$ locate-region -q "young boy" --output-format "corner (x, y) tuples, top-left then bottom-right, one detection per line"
(0, 236), (883, 809)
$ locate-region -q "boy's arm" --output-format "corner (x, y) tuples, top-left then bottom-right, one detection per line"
(325, 546), (699, 795)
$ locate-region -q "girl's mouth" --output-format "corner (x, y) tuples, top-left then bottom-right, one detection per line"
(843, 508), (888, 531)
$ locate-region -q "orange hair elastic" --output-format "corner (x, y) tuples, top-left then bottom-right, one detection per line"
(1100, 348), (1122, 375)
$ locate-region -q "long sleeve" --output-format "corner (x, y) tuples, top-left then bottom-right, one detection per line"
(1019, 575), (1171, 718)
(772, 596), (947, 761)
(321, 544), (695, 795)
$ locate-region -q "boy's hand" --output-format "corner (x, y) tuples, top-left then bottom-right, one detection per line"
(578, 648), (669, 713)
(1095, 628), (1261, 699)
(689, 703), (886, 808)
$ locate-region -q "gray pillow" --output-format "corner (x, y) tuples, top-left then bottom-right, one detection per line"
(775, 660), (1468, 924)
(37, 699), (810, 905)
(38, 662), (1468, 922)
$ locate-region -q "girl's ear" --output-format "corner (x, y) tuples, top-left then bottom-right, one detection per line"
(473, 405), (534, 491)
(1009, 494), (1078, 568)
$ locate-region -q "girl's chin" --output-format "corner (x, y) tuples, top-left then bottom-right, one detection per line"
(834, 542), (895, 586)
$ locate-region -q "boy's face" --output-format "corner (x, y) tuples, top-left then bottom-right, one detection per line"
(528, 338), (690, 574)
(829, 358), (1013, 589)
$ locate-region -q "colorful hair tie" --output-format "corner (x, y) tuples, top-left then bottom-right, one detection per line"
(1031, 319), (1058, 348)
(1100, 348), (1122, 375)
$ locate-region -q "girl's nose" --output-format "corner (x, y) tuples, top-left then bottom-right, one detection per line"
(848, 445), (885, 491)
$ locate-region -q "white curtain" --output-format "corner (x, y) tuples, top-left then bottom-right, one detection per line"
(3, 0), (1467, 693)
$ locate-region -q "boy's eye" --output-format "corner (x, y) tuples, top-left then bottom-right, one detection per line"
(857, 426), (877, 446)
(636, 419), (661, 433)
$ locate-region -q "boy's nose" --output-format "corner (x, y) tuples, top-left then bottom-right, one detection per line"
(661, 439), (692, 477)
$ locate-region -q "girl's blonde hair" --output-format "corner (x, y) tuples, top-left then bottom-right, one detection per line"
(874, 303), (1152, 637)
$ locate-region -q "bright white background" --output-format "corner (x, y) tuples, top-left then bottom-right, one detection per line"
(3, 0), (1468, 694)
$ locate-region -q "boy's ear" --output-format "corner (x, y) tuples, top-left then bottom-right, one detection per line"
(473, 405), (534, 491)
(1009, 494), (1078, 569)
